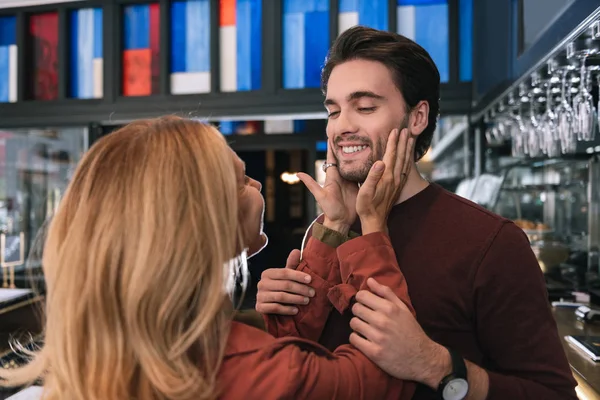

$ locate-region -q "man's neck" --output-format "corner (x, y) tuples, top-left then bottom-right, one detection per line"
(395, 163), (430, 205)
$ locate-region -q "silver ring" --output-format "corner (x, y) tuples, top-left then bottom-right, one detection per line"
(322, 162), (338, 173)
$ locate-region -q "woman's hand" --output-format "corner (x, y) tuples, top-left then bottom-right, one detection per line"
(356, 129), (415, 235)
(297, 140), (359, 236)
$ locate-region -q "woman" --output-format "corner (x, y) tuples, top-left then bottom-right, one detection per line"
(0, 116), (414, 399)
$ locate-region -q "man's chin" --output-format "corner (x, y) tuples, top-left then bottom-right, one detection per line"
(339, 167), (369, 183)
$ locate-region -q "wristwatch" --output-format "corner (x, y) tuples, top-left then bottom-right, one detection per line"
(437, 347), (469, 400)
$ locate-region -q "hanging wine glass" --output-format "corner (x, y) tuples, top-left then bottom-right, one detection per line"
(555, 66), (577, 153)
(511, 106), (528, 157)
(568, 43), (598, 141)
(526, 94), (542, 157)
(518, 83), (531, 155)
(506, 92), (525, 157)
(484, 111), (495, 145)
(541, 80), (560, 157)
(527, 73), (545, 157)
(580, 66), (598, 140)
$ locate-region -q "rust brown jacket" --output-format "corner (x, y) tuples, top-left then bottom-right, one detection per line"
(219, 232), (415, 399)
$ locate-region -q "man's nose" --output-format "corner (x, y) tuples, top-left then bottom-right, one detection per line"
(334, 110), (359, 136)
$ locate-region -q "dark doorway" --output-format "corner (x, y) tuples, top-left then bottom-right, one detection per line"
(237, 149), (311, 308)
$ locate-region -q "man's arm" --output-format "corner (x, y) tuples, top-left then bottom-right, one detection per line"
(350, 221), (577, 400)
(468, 222), (577, 399)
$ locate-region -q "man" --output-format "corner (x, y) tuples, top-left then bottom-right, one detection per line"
(256, 26), (577, 400)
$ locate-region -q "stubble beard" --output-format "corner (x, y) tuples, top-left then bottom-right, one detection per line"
(334, 118), (410, 183)
(334, 138), (385, 183)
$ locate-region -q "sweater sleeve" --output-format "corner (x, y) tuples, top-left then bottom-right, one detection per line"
(263, 235), (341, 342)
(284, 339), (415, 400)
(284, 233), (415, 399)
(473, 222), (577, 400)
(327, 232), (416, 317)
(262, 217), (358, 341)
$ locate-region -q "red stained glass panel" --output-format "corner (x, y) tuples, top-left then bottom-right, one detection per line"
(122, 3), (160, 96)
(29, 12), (59, 101)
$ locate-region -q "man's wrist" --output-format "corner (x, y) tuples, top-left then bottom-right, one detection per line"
(422, 342), (453, 390)
(322, 218), (350, 236)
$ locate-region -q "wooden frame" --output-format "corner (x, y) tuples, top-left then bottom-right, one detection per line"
(0, 0), (473, 128)
(0, 232), (25, 289)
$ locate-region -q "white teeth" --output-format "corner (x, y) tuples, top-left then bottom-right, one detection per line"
(342, 145), (367, 154)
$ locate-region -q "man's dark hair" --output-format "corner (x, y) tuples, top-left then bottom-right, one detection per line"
(321, 26), (440, 161)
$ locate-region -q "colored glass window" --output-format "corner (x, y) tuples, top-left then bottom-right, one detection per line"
(29, 12), (59, 100)
(397, 0), (449, 83)
(219, 0), (262, 92)
(338, 0), (388, 35)
(264, 119), (306, 134)
(171, 0), (211, 94)
(218, 120), (260, 135)
(69, 8), (103, 99)
(459, 0), (472, 81)
(282, 0), (330, 89)
(0, 16), (17, 103)
(215, 119), (307, 135)
(122, 3), (160, 97)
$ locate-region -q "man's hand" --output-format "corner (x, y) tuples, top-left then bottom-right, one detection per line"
(297, 140), (359, 236)
(255, 249), (315, 316)
(349, 278), (451, 388)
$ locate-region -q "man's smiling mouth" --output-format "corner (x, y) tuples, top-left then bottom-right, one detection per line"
(341, 145), (368, 154)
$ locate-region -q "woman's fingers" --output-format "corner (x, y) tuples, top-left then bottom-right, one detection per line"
(392, 128), (410, 184)
(358, 161), (386, 198)
(382, 129), (399, 178)
(297, 173), (323, 201)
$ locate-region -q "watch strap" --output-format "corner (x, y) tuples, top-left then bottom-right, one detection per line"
(437, 347), (468, 399)
(449, 347), (467, 379)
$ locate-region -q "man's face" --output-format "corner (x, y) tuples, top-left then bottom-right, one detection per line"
(325, 59), (409, 183)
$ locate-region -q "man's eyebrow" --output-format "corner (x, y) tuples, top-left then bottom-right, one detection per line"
(324, 98), (337, 107)
(347, 91), (386, 102)
(324, 91), (386, 107)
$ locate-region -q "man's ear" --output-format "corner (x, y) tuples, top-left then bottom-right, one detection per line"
(408, 101), (430, 137)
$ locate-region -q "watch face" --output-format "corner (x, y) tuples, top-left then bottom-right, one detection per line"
(442, 378), (469, 400)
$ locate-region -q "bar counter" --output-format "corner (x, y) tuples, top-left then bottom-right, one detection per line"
(552, 307), (600, 399)
(1, 296), (599, 399)
(0, 290), (43, 360)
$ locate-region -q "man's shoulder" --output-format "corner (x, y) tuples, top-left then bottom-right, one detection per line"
(432, 186), (530, 255)
(430, 186), (520, 238)
(436, 185), (510, 226)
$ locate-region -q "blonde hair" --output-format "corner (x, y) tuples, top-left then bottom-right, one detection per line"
(0, 116), (241, 400)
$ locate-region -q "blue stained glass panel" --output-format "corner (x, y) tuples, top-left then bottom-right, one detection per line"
(282, 0), (330, 89)
(397, 0), (449, 82)
(459, 0), (472, 81)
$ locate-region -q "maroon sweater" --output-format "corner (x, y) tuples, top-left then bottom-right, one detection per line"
(310, 183), (577, 400)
